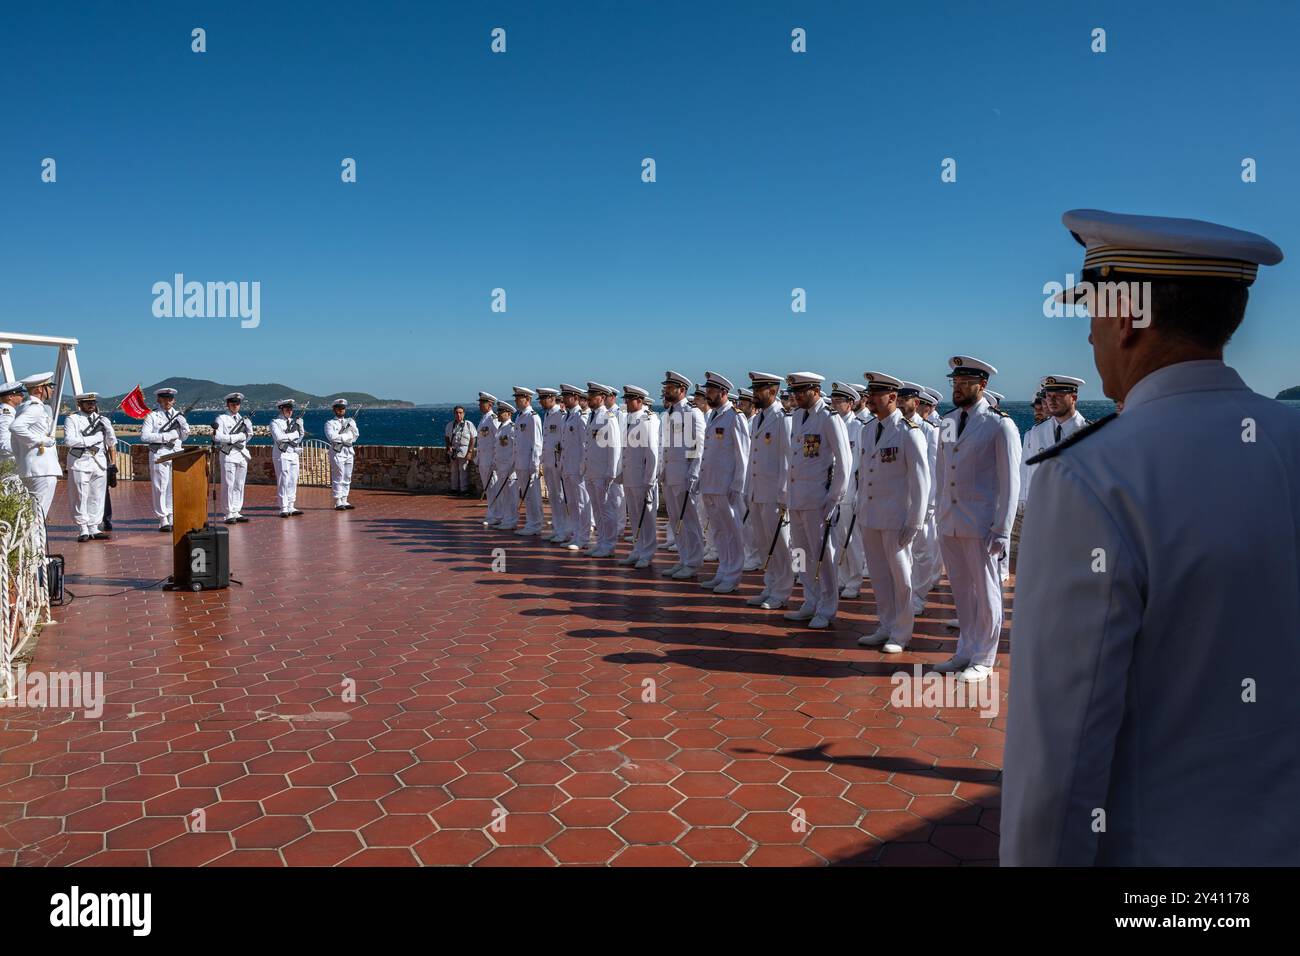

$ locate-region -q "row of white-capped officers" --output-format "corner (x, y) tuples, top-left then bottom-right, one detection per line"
(471, 358), (1089, 685)
(0, 380), (365, 536)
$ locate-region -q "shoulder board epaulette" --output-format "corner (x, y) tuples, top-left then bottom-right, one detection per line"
(903, 418), (919, 429)
(992, 407), (1011, 418)
(1026, 412), (1118, 465)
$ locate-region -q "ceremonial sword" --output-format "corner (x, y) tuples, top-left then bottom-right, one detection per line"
(761, 505), (789, 572)
(634, 487), (654, 539)
(811, 505), (837, 584)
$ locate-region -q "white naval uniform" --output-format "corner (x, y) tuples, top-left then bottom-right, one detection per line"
(270, 414), (304, 512)
(741, 411), (762, 571)
(0, 404), (15, 465)
(11, 397), (62, 517)
(908, 411), (942, 606)
(746, 404), (793, 604)
(622, 409), (660, 562)
(1003, 361), (1300, 866)
(213, 412), (253, 519)
(857, 410), (929, 644)
(559, 407), (590, 546)
(141, 407), (190, 525)
(660, 399), (706, 571)
(698, 402), (750, 589)
(787, 398), (852, 619)
(62, 412), (116, 535)
(1020, 410), (1087, 507)
(477, 413), (499, 521)
(324, 415), (360, 506)
(836, 411), (866, 591)
(541, 406), (565, 536)
(510, 406), (544, 533)
(582, 406), (622, 553)
(492, 421), (519, 528)
(935, 396), (1020, 668)
(605, 405), (628, 539)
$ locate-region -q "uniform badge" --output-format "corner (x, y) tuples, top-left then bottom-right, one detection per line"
(764, 432), (772, 444)
(499, 436), (508, 446)
(802, 434), (821, 458)
(480, 427), (489, 436)
(881, 447), (898, 463)
(714, 427), (724, 439)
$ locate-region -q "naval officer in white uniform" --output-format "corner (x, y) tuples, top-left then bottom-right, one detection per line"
(783, 373), (851, 629)
(213, 392), (253, 523)
(140, 386), (190, 531)
(537, 388), (565, 539)
(854, 373), (929, 653)
(474, 392), (501, 525)
(324, 398), (359, 510)
(270, 398), (305, 517)
(12, 373), (64, 518)
(557, 385), (589, 550)
(829, 383), (867, 599)
(617, 385), (660, 568)
(934, 357), (1020, 683)
(62, 392), (116, 541)
(0, 380), (24, 466)
(743, 371), (794, 610)
(507, 387), (544, 535)
(582, 383), (622, 556)
(697, 372), (750, 595)
(899, 383), (941, 614)
(1003, 208), (1298, 866)
(659, 371), (706, 580)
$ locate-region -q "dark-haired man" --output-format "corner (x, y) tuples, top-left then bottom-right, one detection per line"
(1003, 209), (1298, 866)
(445, 405), (474, 496)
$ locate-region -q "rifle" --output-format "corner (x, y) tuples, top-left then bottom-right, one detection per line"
(162, 399), (199, 436)
(762, 506), (789, 572)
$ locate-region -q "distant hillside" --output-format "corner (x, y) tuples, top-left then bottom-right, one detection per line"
(1276, 386), (1300, 401)
(102, 377), (412, 410)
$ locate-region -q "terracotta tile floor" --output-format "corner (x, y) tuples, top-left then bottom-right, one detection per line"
(0, 482), (1009, 866)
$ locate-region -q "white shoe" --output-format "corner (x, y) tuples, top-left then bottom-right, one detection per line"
(784, 607), (815, 622)
(712, 583), (737, 595)
(840, 586), (860, 599)
(856, 630), (890, 647)
(943, 618), (960, 630)
(743, 561), (762, 572)
(912, 599), (926, 615)
(634, 558), (652, 569)
(760, 598), (788, 610)
(808, 615), (832, 629)
(661, 564), (683, 577)
(515, 528), (536, 536)
(548, 535), (566, 543)
(745, 593), (771, 607)
(592, 547), (614, 558)
(881, 641), (907, 654)
(958, 664), (993, 683)
(671, 567), (696, 580)
(703, 551), (719, 562)
(931, 656), (970, 674)
(565, 543), (581, 551)
(699, 577), (720, 589)
(617, 555), (637, 566)
(667, 543), (679, 553)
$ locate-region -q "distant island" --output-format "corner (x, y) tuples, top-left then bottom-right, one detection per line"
(101, 376), (412, 411)
(1276, 386), (1300, 401)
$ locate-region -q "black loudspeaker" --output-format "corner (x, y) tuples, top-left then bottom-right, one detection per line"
(178, 527), (229, 591)
(42, 554), (65, 602)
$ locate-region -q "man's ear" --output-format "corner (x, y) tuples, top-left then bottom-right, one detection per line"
(1116, 285), (1143, 348)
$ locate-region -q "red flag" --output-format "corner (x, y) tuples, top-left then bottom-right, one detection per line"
(118, 384), (150, 420)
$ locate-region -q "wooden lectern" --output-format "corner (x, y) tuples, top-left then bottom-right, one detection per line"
(157, 448), (209, 585)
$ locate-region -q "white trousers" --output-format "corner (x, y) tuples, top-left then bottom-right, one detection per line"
(561, 471), (587, 544)
(663, 483), (703, 569)
(911, 508), (942, 601)
(274, 455), (299, 512)
(489, 472), (517, 525)
(149, 458), (173, 521)
(541, 464), (562, 533)
(605, 480), (625, 538)
(837, 495), (866, 587)
(330, 452), (354, 503)
(518, 470), (544, 532)
(70, 469), (106, 533)
(625, 484), (658, 560)
(585, 476), (615, 550)
(222, 454), (248, 517)
(861, 527), (915, 643)
(743, 502), (762, 567)
(940, 534), (1003, 667)
(750, 502), (793, 603)
(789, 506), (840, 619)
(703, 491), (745, 588)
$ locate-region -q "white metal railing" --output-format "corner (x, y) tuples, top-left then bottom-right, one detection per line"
(299, 439), (331, 486)
(0, 475), (50, 700)
(115, 439), (134, 481)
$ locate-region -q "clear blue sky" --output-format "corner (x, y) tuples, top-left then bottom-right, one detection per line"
(3, 1), (1298, 402)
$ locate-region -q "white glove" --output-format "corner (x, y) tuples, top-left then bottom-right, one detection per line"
(898, 527), (918, 549)
(985, 532), (1008, 558)
(820, 498), (839, 526)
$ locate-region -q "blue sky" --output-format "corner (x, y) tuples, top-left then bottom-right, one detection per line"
(3, 1), (1298, 402)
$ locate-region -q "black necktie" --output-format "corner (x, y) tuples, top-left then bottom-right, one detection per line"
(875, 421), (883, 445)
(1054, 423), (1062, 443)
(957, 410), (968, 437)
(802, 409), (809, 425)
